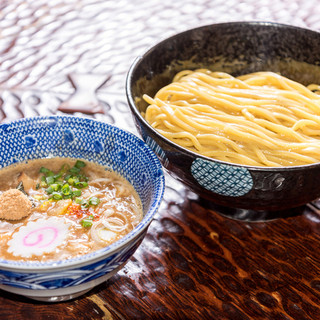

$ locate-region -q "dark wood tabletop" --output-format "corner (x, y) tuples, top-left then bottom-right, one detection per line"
(1, 1), (320, 319)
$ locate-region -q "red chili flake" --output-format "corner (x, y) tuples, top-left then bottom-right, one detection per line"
(66, 204), (88, 218)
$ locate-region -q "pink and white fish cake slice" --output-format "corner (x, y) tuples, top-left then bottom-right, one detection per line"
(7, 217), (70, 258)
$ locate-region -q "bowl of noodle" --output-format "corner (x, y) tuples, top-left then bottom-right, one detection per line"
(0, 116), (164, 301)
(126, 21), (320, 218)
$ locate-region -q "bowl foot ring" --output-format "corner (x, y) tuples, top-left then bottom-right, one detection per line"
(200, 199), (305, 221)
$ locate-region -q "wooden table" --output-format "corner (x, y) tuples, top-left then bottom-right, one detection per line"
(1, 0), (320, 319)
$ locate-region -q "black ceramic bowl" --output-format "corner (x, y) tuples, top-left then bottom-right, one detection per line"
(126, 21), (320, 216)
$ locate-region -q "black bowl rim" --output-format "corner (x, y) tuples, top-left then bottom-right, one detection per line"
(126, 21), (320, 172)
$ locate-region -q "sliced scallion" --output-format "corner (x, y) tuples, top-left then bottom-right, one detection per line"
(75, 197), (84, 204)
(69, 167), (80, 174)
(40, 167), (50, 174)
(39, 161), (89, 201)
(80, 214), (94, 228)
(61, 184), (71, 196)
(46, 186), (54, 194)
(72, 189), (82, 197)
(51, 183), (61, 192)
(74, 181), (88, 189)
(51, 192), (63, 200)
(89, 197), (100, 206)
(46, 176), (55, 185)
(81, 218), (93, 228)
(75, 160), (86, 168)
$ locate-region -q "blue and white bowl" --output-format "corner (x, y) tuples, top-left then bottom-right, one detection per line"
(0, 115), (165, 302)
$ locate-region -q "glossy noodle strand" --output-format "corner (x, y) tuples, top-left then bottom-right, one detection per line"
(143, 70), (320, 167)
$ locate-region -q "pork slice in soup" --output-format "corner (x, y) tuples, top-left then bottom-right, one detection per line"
(0, 158), (143, 262)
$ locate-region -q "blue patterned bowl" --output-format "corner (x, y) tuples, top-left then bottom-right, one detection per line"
(0, 115), (165, 302)
(126, 21), (320, 217)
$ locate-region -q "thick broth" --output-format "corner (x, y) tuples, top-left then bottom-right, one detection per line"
(0, 158), (143, 262)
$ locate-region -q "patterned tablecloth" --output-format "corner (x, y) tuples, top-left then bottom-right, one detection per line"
(1, 1), (320, 319)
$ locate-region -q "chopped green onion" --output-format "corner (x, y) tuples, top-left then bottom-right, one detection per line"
(72, 189), (82, 197)
(54, 173), (62, 179)
(51, 192), (63, 200)
(40, 167), (50, 174)
(82, 200), (89, 208)
(75, 197), (83, 204)
(74, 181), (88, 189)
(75, 160), (86, 168)
(39, 180), (47, 187)
(46, 186), (54, 194)
(46, 176), (55, 185)
(34, 194), (45, 201)
(61, 184), (71, 195)
(59, 164), (70, 175)
(47, 171), (55, 177)
(67, 177), (79, 186)
(81, 218), (93, 228)
(67, 177), (74, 185)
(51, 183), (61, 192)
(65, 174), (72, 181)
(75, 198), (90, 207)
(40, 167), (54, 177)
(39, 161), (89, 201)
(89, 197), (100, 206)
(69, 167), (80, 174)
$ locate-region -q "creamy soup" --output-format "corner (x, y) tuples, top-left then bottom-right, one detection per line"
(143, 69), (320, 167)
(0, 158), (143, 262)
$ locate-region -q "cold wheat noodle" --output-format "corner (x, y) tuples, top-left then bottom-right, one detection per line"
(143, 69), (320, 167)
